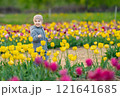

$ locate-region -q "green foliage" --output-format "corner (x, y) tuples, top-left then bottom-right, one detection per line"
(0, 59), (57, 81)
(0, 52), (120, 81)
(105, 45), (117, 59)
(105, 45), (120, 59)
(0, 12), (120, 25)
(0, 0), (120, 11)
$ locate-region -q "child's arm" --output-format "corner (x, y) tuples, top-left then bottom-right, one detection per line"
(30, 29), (40, 42)
(38, 34), (42, 38)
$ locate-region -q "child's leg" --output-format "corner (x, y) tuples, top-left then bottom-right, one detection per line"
(33, 50), (39, 66)
(45, 51), (49, 60)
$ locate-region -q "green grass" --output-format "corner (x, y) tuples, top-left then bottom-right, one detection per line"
(0, 12), (120, 25)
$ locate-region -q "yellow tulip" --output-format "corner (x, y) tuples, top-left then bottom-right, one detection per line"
(53, 53), (58, 57)
(107, 38), (110, 41)
(41, 40), (46, 46)
(0, 46), (7, 52)
(28, 43), (33, 48)
(26, 58), (31, 61)
(104, 44), (109, 49)
(12, 50), (19, 55)
(72, 46), (77, 51)
(66, 36), (69, 39)
(42, 56), (46, 60)
(40, 49), (45, 53)
(28, 49), (34, 54)
(1, 54), (5, 59)
(9, 37), (12, 41)
(40, 52), (45, 56)
(68, 54), (73, 59)
(16, 46), (21, 51)
(117, 43), (120, 47)
(52, 57), (57, 62)
(21, 49), (25, 53)
(8, 60), (14, 66)
(50, 42), (55, 47)
(8, 45), (14, 51)
(17, 42), (22, 46)
(94, 49), (99, 54)
(31, 52), (38, 58)
(1, 39), (4, 42)
(60, 42), (64, 47)
(15, 39), (18, 42)
(65, 43), (70, 49)
(22, 45), (28, 51)
(46, 51), (51, 56)
(36, 46), (43, 52)
(90, 45), (97, 50)
(62, 39), (67, 44)
(29, 36), (33, 42)
(19, 54), (25, 60)
(110, 41), (114, 45)
(83, 44), (89, 49)
(70, 56), (76, 61)
(56, 51), (59, 55)
(60, 47), (66, 52)
(94, 41), (97, 45)
(98, 43), (103, 48)
(103, 57), (107, 61)
(116, 52), (120, 57)
(10, 57), (14, 61)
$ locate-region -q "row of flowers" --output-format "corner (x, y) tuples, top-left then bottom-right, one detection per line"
(0, 20), (120, 81)
(0, 20), (120, 48)
(2, 55), (119, 81)
(1, 38), (120, 63)
(0, 38), (120, 81)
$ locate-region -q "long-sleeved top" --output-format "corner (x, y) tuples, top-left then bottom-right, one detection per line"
(30, 25), (48, 51)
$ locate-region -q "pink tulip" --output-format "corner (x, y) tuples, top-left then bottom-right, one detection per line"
(59, 69), (68, 76)
(20, 33), (24, 36)
(111, 58), (118, 67)
(86, 58), (93, 66)
(76, 36), (79, 40)
(60, 75), (71, 81)
(88, 68), (115, 81)
(44, 60), (50, 68)
(49, 62), (58, 72)
(5, 34), (9, 39)
(75, 67), (82, 75)
(35, 56), (43, 65)
(9, 76), (20, 81)
(73, 24), (75, 27)
(101, 70), (114, 81)
(116, 64), (120, 70)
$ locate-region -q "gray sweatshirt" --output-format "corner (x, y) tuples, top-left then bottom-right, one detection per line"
(30, 25), (48, 51)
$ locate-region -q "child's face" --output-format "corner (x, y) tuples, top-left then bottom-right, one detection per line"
(33, 19), (42, 27)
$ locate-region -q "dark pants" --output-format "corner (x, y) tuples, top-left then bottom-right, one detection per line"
(34, 51), (49, 60)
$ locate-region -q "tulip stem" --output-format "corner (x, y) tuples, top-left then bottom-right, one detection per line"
(64, 52), (65, 59)
(49, 58), (51, 63)
(87, 49), (89, 58)
(100, 48), (102, 57)
(75, 51), (78, 64)
(53, 47), (55, 53)
(95, 54), (98, 67)
(66, 49), (68, 57)
(61, 52), (63, 60)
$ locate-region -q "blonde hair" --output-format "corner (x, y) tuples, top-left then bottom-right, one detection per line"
(33, 14), (43, 22)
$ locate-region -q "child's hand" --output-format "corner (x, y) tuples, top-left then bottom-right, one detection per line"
(38, 34), (42, 38)
(48, 38), (52, 42)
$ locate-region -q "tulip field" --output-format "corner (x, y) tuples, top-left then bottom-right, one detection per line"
(0, 19), (120, 81)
